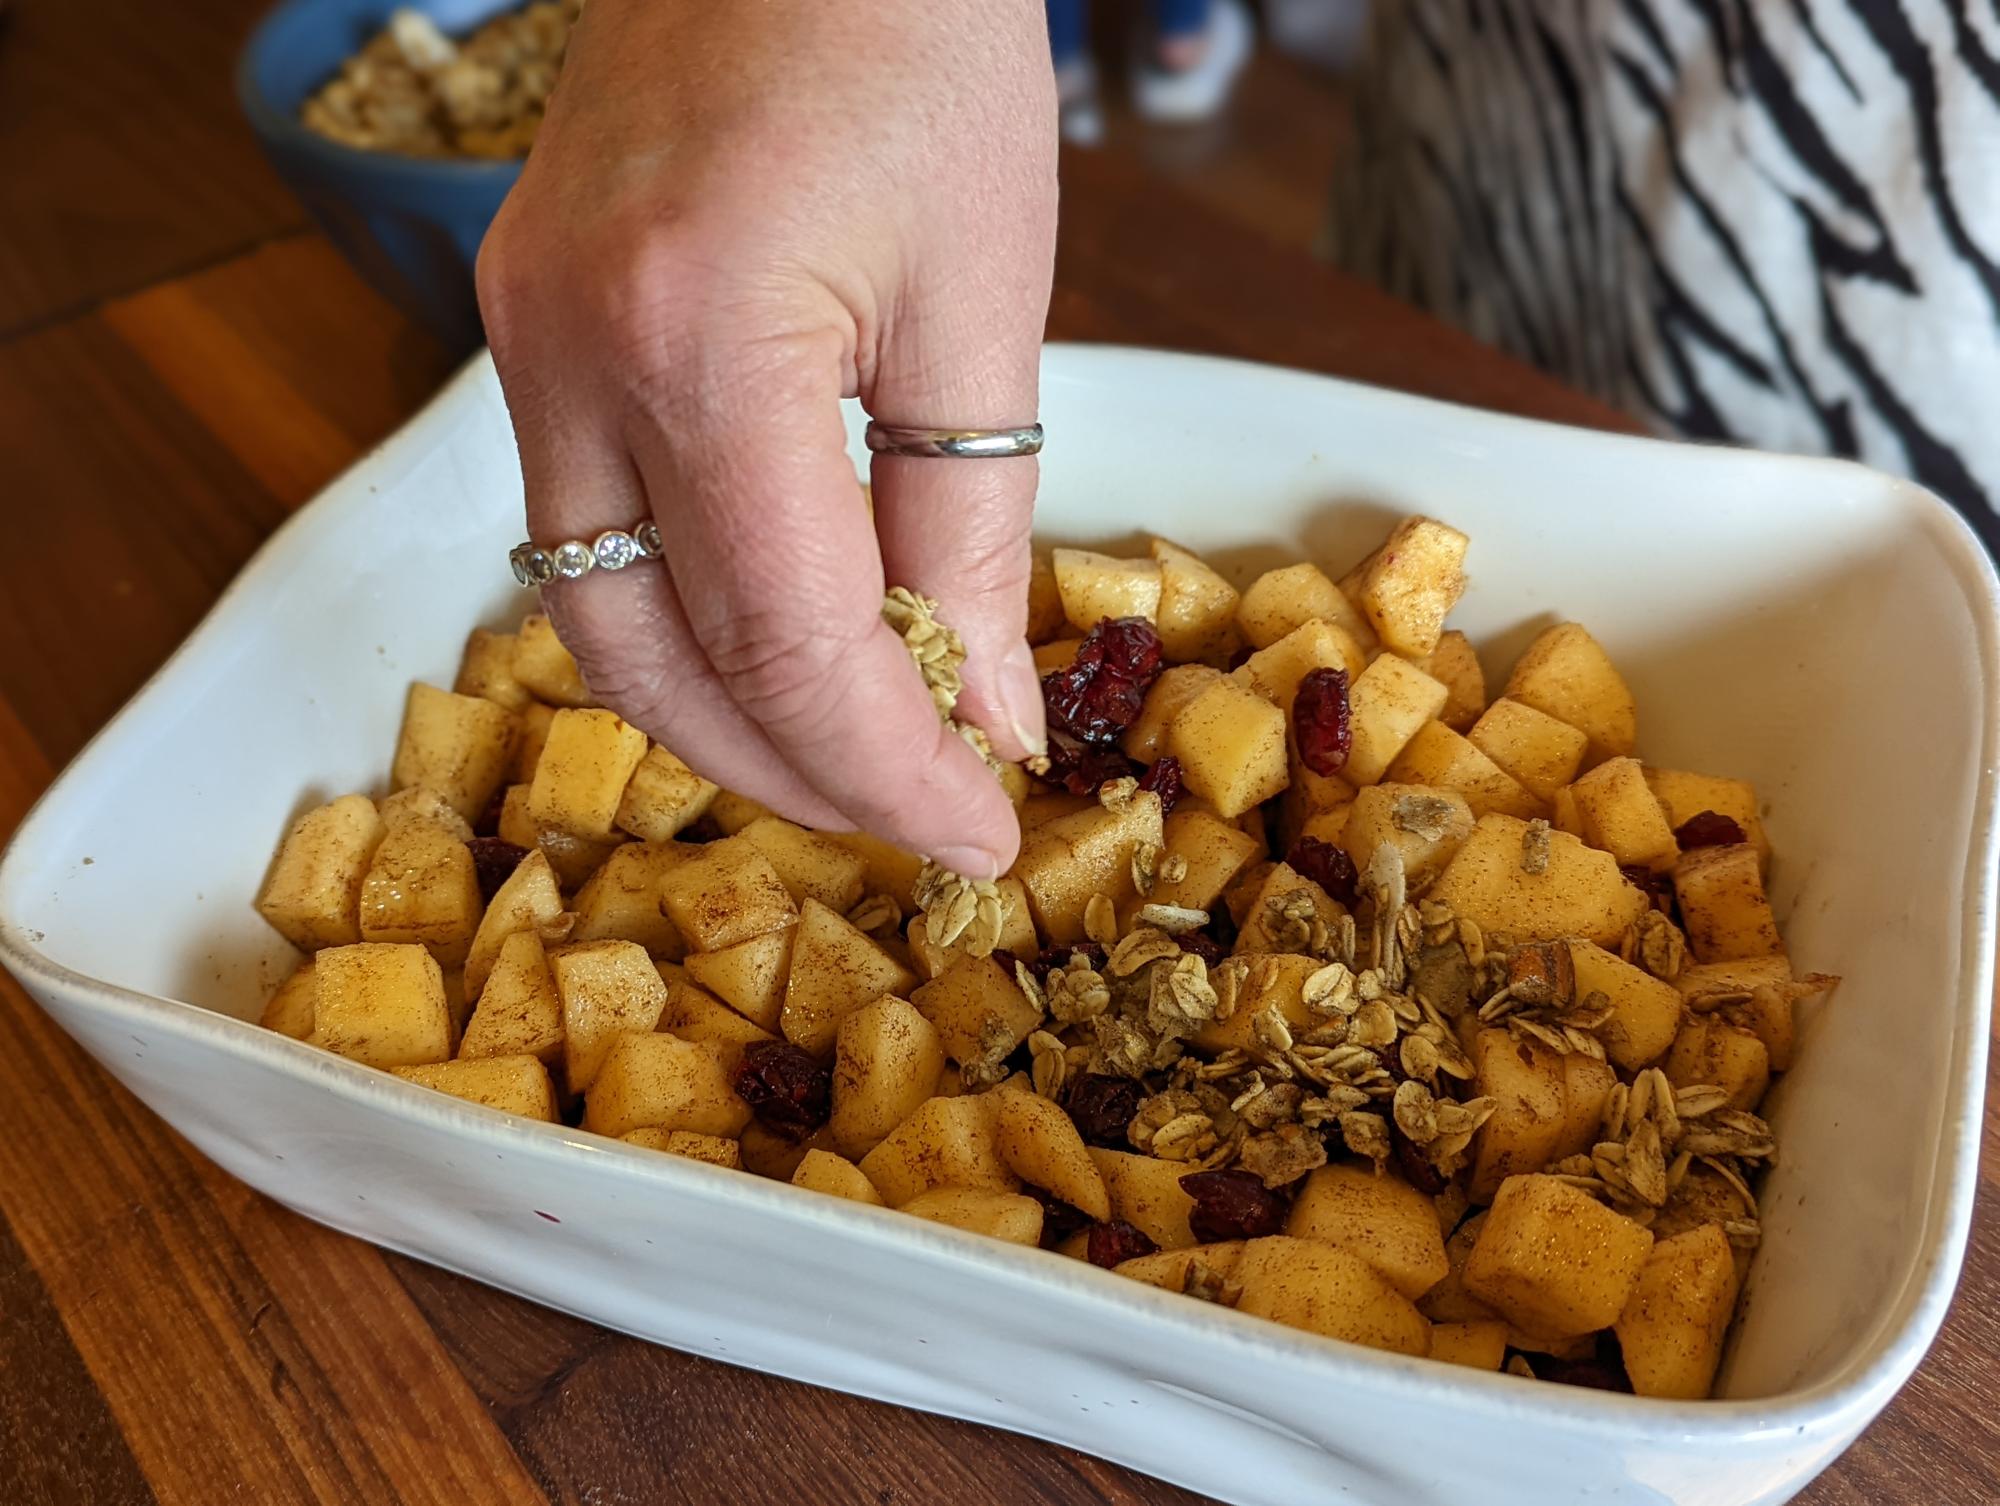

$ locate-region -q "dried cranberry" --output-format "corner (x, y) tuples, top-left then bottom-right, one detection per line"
(1042, 617), (1165, 744)
(465, 837), (531, 902)
(1086, 1219), (1160, 1268)
(1177, 931), (1225, 966)
(1137, 755), (1186, 814)
(474, 785), (507, 837)
(1040, 729), (1141, 795)
(1029, 1188), (1094, 1248)
(731, 1041), (832, 1141)
(1674, 810), (1746, 850)
(1292, 667), (1353, 777)
(1620, 863), (1677, 917)
(1285, 835), (1359, 905)
(1028, 941), (1107, 984)
(1066, 1074), (1143, 1147)
(1180, 1169), (1288, 1242)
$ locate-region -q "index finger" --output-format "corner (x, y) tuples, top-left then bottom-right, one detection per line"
(626, 328), (1023, 879)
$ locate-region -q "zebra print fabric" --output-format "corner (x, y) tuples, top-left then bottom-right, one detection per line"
(1332, 0), (2000, 546)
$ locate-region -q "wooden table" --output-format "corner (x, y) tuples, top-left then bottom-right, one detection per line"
(2, 6), (1995, 1502)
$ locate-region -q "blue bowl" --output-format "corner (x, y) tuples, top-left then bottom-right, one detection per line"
(238, 0), (528, 354)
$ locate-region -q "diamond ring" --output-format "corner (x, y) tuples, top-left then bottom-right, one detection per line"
(864, 422), (1044, 459)
(509, 521), (664, 586)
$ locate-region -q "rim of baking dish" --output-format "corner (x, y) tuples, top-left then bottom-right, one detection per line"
(2, 347), (1993, 1452)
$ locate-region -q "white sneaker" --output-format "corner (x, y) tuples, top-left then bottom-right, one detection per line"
(1056, 56), (1106, 146)
(1132, 0), (1254, 123)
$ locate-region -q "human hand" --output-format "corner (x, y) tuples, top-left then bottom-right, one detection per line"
(477, 0), (1057, 878)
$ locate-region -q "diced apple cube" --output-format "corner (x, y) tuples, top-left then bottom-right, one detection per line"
(582, 1033), (750, 1140)
(792, 1148), (885, 1204)
(1088, 1148), (1200, 1249)
(510, 703), (556, 785)
(391, 683), (518, 822)
(1352, 516), (1469, 659)
(681, 925), (796, 1032)
(1344, 655), (1449, 785)
(1429, 814), (1649, 946)
(912, 956), (1042, 1072)
(463, 847), (566, 997)
(1417, 631), (1486, 732)
(619, 1127), (743, 1168)
(1549, 1052), (1617, 1163)
(1571, 756), (1678, 870)
(831, 996), (948, 1159)
(614, 744), (718, 841)
(1468, 698), (1588, 804)
(1232, 619), (1368, 713)
(657, 975), (776, 1073)
(1463, 1175), (1654, 1336)
(1121, 664), (1224, 764)
(453, 627), (534, 712)
(256, 794), (386, 951)
(900, 1188), (1045, 1244)
(1428, 1319), (1509, 1370)
(258, 960), (318, 1041)
(658, 835), (799, 953)
(1236, 562), (1376, 651)
(1568, 940), (1683, 1071)
(552, 938), (671, 1092)
(1033, 638), (1083, 675)
(527, 708), (649, 843)
(315, 941), (452, 1070)
(826, 830), (926, 913)
(1161, 677), (1288, 819)
(1149, 537), (1242, 663)
(570, 841), (692, 958)
(1676, 956), (1818, 1071)
(1385, 721), (1542, 820)
(912, 877), (1037, 978)
(1285, 1164), (1449, 1299)
(460, 930), (564, 1062)
(1013, 788), (1165, 943)
(1233, 1236), (1432, 1355)
(1339, 784), (1475, 888)
(1464, 1027), (1568, 1202)
(1026, 553), (1067, 644)
(1615, 1223), (1742, 1399)
(1673, 843), (1783, 963)
(737, 816), (869, 912)
(1645, 767), (1770, 867)
(707, 789), (773, 835)
(1501, 623), (1636, 766)
(1663, 1015), (1770, 1112)
(781, 898), (920, 1056)
(392, 1054), (558, 1120)
(860, 1095), (1015, 1206)
(512, 613), (593, 707)
(1052, 548), (1163, 629)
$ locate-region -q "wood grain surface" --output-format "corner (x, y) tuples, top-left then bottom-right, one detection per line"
(1, 6), (1995, 1503)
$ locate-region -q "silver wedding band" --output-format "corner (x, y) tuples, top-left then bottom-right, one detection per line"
(864, 422), (1044, 459)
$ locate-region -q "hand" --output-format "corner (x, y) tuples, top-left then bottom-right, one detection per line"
(477, 0), (1057, 879)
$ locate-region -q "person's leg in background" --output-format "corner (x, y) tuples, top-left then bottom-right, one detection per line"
(1132, 0), (1253, 122)
(1046, 0), (1104, 144)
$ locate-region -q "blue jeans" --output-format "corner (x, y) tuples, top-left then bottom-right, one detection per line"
(1048, 0), (1211, 66)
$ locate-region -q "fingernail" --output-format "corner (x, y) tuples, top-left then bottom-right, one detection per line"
(932, 844), (1004, 882)
(1000, 640), (1048, 757)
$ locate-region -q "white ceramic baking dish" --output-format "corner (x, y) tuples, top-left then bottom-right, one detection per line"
(2, 347), (1993, 1506)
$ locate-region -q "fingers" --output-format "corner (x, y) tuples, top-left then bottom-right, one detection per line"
(864, 219), (1051, 764)
(486, 334), (851, 830)
(626, 327), (1024, 878)
(871, 455), (1044, 761)
(541, 566), (854, 832)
